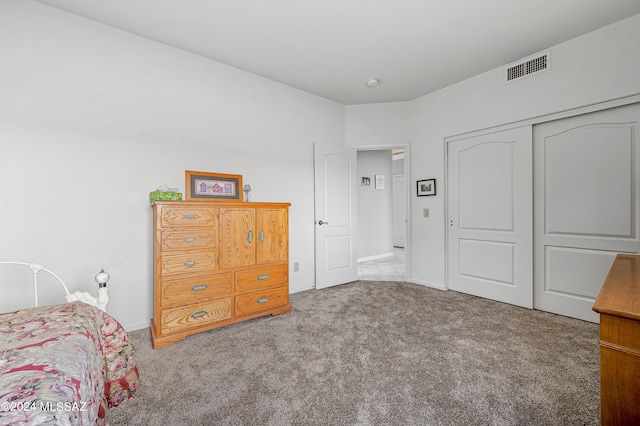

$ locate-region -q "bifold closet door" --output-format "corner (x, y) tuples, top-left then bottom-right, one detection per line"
(533, 102), (640, 322)
(447, 126), (533, 308)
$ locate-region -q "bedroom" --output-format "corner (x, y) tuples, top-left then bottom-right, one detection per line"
(2, 0), (638, 330)
(1, 0), (640, 423)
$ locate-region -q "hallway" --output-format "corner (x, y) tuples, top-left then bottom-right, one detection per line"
(357, 247), (405, 281)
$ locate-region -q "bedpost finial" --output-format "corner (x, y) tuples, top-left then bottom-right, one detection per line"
(95, 269), (110, 288)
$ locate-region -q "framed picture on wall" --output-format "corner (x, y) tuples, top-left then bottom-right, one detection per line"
(185, 170), (243, 201)
(417, 179), (436, 196)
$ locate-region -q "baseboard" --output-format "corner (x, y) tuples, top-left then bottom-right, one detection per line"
(409, 278), (447, 291)
(357, 252), (394, 263)
(123, 321), (151, 332)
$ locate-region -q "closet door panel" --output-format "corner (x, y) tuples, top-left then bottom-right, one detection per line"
(447, 126), (533, 308)
(534, 102), (640, 322)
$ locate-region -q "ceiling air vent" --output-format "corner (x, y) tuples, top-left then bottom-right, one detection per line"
(504, 50), (550, 83)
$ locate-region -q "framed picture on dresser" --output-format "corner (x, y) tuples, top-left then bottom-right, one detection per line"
(185, 170), (243, 201)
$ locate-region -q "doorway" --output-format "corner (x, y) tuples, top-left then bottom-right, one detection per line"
(356, 148), (408, 281)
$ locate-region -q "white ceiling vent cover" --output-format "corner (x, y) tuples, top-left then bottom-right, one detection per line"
(504, 50), (550, 83)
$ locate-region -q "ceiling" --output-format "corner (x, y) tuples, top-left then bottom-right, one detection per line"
(35, 0), (640, 105)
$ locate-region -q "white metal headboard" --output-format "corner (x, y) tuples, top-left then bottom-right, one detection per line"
(0, 262), (71, 307)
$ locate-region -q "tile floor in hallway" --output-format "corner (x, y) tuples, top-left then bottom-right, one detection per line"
(357, 247), (405, 281)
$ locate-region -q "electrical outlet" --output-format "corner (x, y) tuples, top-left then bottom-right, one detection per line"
(423, 208), (429, 218)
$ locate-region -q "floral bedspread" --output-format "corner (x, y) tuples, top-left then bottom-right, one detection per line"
(0, 302), (139, 425)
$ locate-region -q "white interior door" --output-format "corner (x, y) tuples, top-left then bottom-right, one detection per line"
(447, 126), (533, 308)
(533, 103), (640, 322)
(314, 143), (358, 289)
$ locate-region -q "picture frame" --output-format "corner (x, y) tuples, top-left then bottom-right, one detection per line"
(417, 179), (436, 197)
(185, 170), (243, 201)
(361, 176), (371, 186)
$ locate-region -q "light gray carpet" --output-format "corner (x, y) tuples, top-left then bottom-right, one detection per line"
(107, 281), (600, 425)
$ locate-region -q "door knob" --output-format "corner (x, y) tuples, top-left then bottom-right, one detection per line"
(317, 220), (329, 225)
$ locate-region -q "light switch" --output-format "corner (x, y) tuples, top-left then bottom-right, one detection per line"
(423, 208), (429, 218)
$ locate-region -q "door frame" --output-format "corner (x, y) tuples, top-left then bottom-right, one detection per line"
(314, 143), (413, 288)
(444, 94), (640, 292)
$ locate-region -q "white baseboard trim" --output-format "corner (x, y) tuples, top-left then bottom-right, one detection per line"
(124, 321), (151, 332)
(357, 252), (395, 263)
(409, 279), (447, 291)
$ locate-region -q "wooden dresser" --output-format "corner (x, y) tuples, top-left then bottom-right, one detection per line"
(592, 254), (640, 425)
(151, 200), (291, 348)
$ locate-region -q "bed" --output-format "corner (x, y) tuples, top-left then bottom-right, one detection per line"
(0, 263), (138, 425)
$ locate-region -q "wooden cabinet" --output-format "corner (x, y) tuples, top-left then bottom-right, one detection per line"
(218, 207), (288, 268)
(151, 200), (291, 348)
(592, 254), (640, 425)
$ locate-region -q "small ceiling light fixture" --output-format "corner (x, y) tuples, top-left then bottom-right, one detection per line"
(366, 78), (380, 88)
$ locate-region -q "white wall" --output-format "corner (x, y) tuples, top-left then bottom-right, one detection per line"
(346, 102), (413, 146)
(346, 13), (640, 289)
(0, 1), (345, 330)
(356, 150), (393, 260)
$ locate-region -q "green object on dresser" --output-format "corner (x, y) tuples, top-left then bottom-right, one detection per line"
(149, 191), (182, 204)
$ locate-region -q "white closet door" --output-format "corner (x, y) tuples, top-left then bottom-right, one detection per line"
(447, 126), (533, 308)
(533, 103), (640, 322)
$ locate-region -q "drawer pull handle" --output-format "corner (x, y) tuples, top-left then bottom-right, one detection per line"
(191, 284), (208, 292)
(259, 230), (264, 243)
(183, 237), (197, 243)
(183, 260), (196, 267)
(257, 297), (270, 304)
(183, 213), (196, 220)
(247, 230), (253, 244)
(191, 310), (208, 319)
(257, 274), (270, 281)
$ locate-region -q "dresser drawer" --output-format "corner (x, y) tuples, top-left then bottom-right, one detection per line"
(235, 264), (288, 293)
(235, 286), (288, 317)
(161, 207), (216, 227)
(600, 315), (640, 352)
(161, 252), (216, 276)
(160, 298), (232, 334)
(160, 273), (232, 307)
(160, 229), (216, 252)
